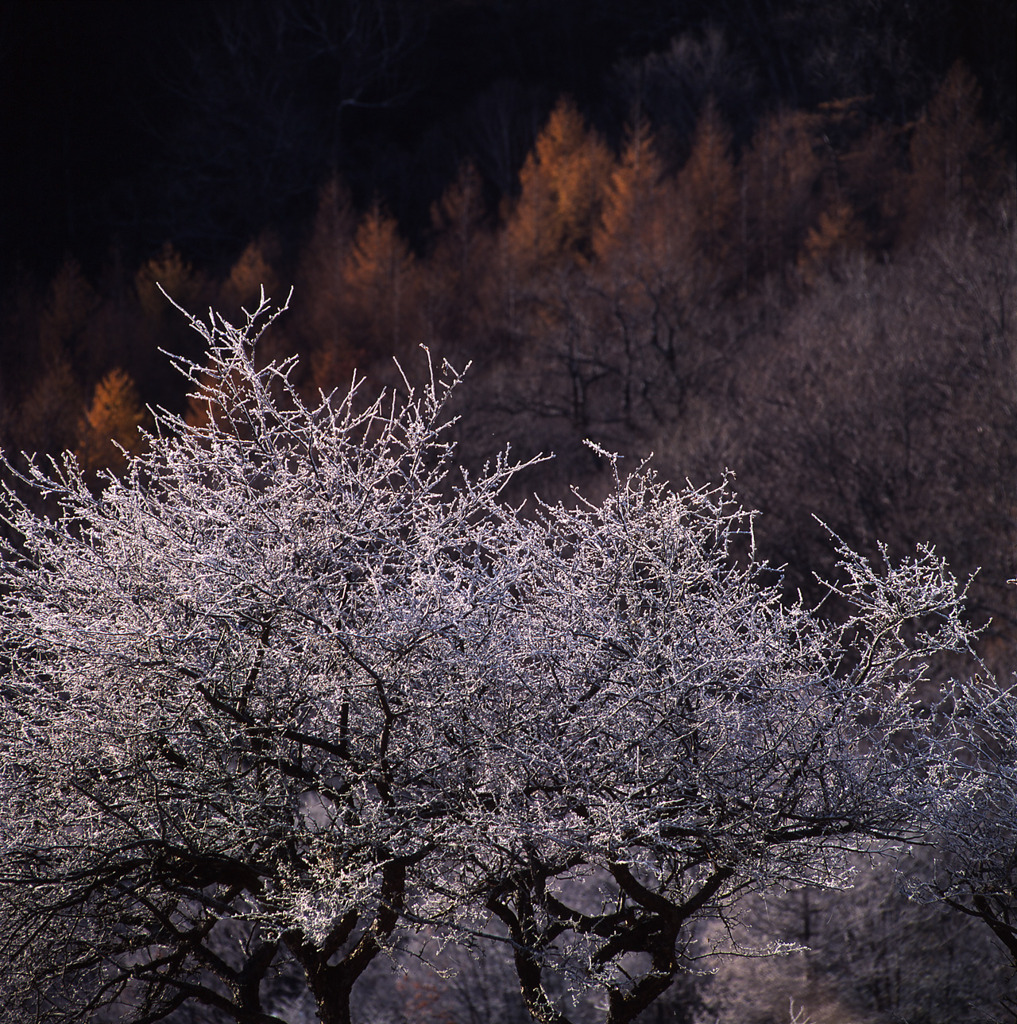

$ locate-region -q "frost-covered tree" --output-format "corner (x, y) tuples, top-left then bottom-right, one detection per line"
(445, 517), (979, 1024)
(702, 853), (1011, 1023)
(0, 293), (540, 1024)
(916, 677), (1017, 977)
(0, 295), (985, 1024)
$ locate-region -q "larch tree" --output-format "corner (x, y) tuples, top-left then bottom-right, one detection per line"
(292, 178), (361, 392)
(221, 240), (280, 321)
(425, 161), (494, 353)
(558, 108), (738, 440)
(593, 118), (669, 266)
(482, 101), (612, 366)
(504, 98), (613, 272)
(430, 161), (489, 286)
(135, 246), (203, 324)
(0, 295), (998, 1024)
(739, 109), (823, 282)
(904, 61), (1004, 241)
(14, 356), (84, 458)
(38, 259), (99, 379)
(673, 98), (738, 276)
(74, 367), (149, 475)
(339, 204), (420, 364)
(796, 202), (862, 287)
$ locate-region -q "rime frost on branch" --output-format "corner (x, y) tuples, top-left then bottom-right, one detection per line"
(0, 295), (1001, 1024)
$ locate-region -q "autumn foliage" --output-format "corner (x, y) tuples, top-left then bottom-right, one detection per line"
(75, 368), (148, 474)
(0, 63), (1011, 612)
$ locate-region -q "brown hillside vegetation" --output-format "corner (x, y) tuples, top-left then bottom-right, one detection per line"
(2, 65), (1012, 646)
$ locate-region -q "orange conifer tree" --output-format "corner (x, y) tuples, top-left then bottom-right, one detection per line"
(905, 61), (1002, 239)
(75, 367), (148, 474)
(220, 239), (279, 319)
(39, 258), (98, 361)
(431, 161), (488, 280)
(426, 161), (493, 350)
(675, 99), (738, 271)
(341, 204), (419, 356)
(594, 118), (670, 265)
(293, 178), (361, 387)
(504, 98), (613, 271)
(740, 109), (824, 281)
(135, 244), (202, 321)
(16, 358), (83, 456)
(797, 202), (863, 285)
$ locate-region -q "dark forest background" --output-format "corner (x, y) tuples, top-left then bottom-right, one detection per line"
(1, 5), (1016, 1015)
(2, 0), (1014, 618)
(2, 0), (1015, 283)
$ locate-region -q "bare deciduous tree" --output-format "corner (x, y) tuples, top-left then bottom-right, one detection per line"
(0, 295), (990, 1024)
(917, 677), (1017, 981)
